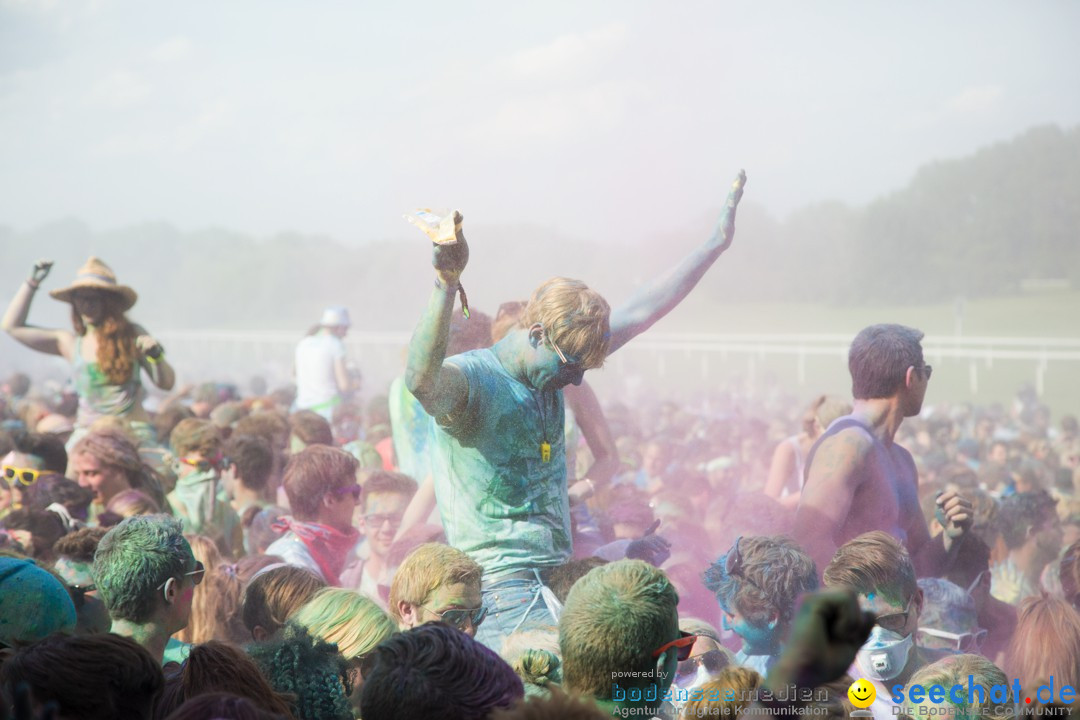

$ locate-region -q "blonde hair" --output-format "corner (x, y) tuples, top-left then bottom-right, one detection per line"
(387, 543), (482, 622)
(522, 278), (610, 370)
(906, 655), (1009, 720)
(291, 587), (396, 659)
(174, 534), (224, 645)
(682, 667), (762, 719)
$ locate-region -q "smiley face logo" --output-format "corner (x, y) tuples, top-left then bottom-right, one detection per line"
(848, 679), (876, 709)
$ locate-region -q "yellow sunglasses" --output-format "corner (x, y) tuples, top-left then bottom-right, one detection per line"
(2, 465), (42, 486)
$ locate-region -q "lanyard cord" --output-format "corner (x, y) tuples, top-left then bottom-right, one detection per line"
(530, 388), (549, 445)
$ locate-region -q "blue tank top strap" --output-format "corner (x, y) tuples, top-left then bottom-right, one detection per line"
(802, 416), (880, 488)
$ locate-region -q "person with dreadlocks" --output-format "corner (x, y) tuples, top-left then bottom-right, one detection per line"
(1, 257), (175, 447)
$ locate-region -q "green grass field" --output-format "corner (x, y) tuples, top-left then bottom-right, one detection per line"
(586, 291), (1080, 417)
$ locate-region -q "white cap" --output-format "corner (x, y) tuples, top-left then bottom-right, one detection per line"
(320, 306), (351, 328)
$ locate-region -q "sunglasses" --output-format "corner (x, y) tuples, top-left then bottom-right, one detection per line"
(332, 484), (362, 501)
(542, 327), (584, 372)
(874, 596), (915, 633)
(156, 560), (206, 590)
(423, 605), (488, 631)
(363, 513), (404, 530)
(652, 631), (698, 662)
(915, 627), (988, 653)
(179, 454), (223, 472)
(2, 465), (41, 486)
(724, 536), (766, 594)
(919, 364), (933, 380)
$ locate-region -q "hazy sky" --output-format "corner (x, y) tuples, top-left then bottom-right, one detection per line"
(2, 0), (1078, 246)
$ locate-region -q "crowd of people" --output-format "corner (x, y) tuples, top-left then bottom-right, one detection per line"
(2, 180), (1080, 719)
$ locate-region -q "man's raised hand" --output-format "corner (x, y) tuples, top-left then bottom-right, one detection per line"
(712, 170), (747, 253)
(405, 209), (469, 286)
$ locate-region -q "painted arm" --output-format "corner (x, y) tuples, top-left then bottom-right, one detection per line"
(565, 381), (619, 504)
(906, 446), (972, 575)
(607, 170), (745, 355)
(134, 327), (176, 391)
(1, 260), (73, 359)
(396, 473), (439, 540)
(792, 429), (869, 573)
(403, 211), (470, 419)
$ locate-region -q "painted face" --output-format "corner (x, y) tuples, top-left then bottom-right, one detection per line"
(2, 451), (44, 508)
(719, 600), (777, 656)
(415, 581), (483, 637)
(72, 290), (106, 325)
(526, 328), (587, 392)
(859, 591), (919, 641)
(72, 451), (131, 506)
(359, 492), (408, 560)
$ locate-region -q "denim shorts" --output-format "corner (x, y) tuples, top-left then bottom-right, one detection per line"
(474, 570), (562, 653)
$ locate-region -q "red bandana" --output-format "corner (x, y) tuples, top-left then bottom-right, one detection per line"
(272, 517), (359, 586)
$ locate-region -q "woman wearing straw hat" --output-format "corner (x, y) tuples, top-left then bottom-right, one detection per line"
(1, 257), (175, 446)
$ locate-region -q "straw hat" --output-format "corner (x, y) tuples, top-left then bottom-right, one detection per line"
(49, 256), (137, 311)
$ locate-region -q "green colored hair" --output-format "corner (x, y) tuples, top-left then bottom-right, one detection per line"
(247, 624), (352, 720)
(292, 587), (397, 659)
(92, 514), (190, 623)
(559, 559), (678, 698)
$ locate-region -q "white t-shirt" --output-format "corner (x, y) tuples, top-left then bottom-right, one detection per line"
(294, 333), (346, 415)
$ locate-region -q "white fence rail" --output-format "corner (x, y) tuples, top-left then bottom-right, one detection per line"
(146, 331), (1080, 400)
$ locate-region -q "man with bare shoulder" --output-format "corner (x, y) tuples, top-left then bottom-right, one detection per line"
(793, 324), (972, 575)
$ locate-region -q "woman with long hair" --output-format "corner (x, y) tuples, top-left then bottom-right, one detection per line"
(1, 257), (175, 447)
(70, 428), (168, 521)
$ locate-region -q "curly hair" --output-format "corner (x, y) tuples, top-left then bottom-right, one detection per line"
(53, 526), (109, 562)
(247, 624), (352, 720)
(702, 535), (818, 627)
(71, 293), (137, 386)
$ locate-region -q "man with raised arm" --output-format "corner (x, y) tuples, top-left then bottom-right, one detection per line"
(403, 170), (746, 651)
(793, 324), (973, 576)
